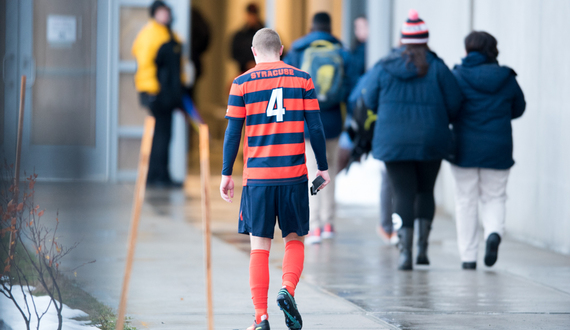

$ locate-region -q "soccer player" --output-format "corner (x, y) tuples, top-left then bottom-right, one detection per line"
(220, 28), (330, 330)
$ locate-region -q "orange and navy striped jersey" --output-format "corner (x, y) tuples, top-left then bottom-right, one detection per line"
(226, 61), (320, 186)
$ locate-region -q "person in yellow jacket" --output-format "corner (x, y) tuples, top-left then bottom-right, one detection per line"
(132, 0), (184, 187)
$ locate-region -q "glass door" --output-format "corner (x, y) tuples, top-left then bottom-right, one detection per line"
(16, 0), (109, 180)
(112, 0), (189, 182)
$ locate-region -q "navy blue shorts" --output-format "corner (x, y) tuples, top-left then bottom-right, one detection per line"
(238, 181), (309, 239)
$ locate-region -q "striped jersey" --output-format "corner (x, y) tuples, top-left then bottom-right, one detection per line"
(226, 61), (320, 186)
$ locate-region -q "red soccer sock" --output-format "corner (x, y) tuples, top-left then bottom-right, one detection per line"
(282, 240), (305, 296)
(250, 249), (270, 323)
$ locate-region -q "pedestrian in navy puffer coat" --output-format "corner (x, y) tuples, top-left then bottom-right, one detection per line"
(450, 31), (525, 272)
(362, 46), (463, 162)
(451, 51), (526, 169)
(359, 9), (463, 271)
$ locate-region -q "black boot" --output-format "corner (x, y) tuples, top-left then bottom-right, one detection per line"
(416, 219), (431, 265)
(462, 262), (477, 270)
(397, 228), (413, 270)
(484, 233), (501, 267)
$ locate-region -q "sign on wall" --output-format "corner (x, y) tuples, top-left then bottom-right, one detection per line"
(47, 15), (77, 46)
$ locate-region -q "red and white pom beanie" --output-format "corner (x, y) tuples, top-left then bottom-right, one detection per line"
(401, 9), (429, 44)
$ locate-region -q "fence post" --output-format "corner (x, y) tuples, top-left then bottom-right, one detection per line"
(199, 124), (214, 330)
(116, 116), (155, 330)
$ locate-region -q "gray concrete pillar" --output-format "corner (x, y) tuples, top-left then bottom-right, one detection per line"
(341, 0), (353, 47)
(366, 0), (393, 69)
(166, 0), (189, 183)
(265, 0), (276, 28)
(341, 0), (366, 49)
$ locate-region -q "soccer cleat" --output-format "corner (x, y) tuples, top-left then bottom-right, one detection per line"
(484, 233), (501, 267)
(305, 228), (321, 245)
(321, 224), (335, 239)
(277, 288), (302, 329)
(246, 318), (270, 330)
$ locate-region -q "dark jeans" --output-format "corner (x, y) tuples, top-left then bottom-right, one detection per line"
(140, 93), (174, 182)
(384, 160), (442, 228)
(380, 163), (394, 233)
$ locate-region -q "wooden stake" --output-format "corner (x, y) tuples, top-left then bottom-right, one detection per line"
(199, 124), (214, 330)
(8, 76), (26, 260)
(116, 116), (155, 330)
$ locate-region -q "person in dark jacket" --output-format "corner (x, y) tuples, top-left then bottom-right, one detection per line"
(132, 1), (184, 187)
(231, 3), (264, 73)
(346, 70), (398, 245)
(348, 15), (397, 244)
(359, 9), (462, 270)
(351, 15), (368, 84)
(451, 31), (525, 270)
(283, 12), (353, 244)
(337, 15), (369, 173)
(189, 7), (211, 97)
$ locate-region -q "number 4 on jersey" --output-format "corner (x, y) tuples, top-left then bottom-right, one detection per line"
(266, 88), (286, 122)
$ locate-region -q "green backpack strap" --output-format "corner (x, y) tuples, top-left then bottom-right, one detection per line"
(308, 40), (337, 50)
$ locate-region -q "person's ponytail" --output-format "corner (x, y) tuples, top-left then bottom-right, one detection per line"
(402, 44), (430, 77)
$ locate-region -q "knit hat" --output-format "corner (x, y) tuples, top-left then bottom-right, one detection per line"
(401, 9), (429, 44)
(149, 1), (169, 18)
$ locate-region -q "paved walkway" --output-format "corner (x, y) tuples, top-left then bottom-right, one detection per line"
(18, 178), (570, 329)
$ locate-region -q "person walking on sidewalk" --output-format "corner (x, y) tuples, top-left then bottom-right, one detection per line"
(346, 70), (398, 245)
(220, 28), (330, 330)
(451, 31), (526, 270)
(337, 15), (370, 173)
(231, 3), (264, 74)
(132, 1), (184, 187)
(283, 12), (353, 244)
(359, 9), (462, 270)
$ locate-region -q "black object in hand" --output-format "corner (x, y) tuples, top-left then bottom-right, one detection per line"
(310, 176), (326, 196)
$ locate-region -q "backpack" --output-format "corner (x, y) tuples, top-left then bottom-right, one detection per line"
(346, 95), (377, 169)
(300, 40), (345, 110)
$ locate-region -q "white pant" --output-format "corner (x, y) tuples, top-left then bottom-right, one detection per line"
(451, 165), (510, 262)
(305, 139), (339, 230)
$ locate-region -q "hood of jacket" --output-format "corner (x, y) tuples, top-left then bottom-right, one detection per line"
(454, 52), (515, 93)
(290, 31), (343, 51)
(379, 46), (439, 80)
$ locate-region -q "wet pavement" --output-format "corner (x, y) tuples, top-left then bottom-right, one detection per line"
(303, 205), (570, 329)
(9, 178), (570, 329)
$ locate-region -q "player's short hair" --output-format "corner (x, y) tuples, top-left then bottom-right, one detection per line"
(252, 28), (282, 56)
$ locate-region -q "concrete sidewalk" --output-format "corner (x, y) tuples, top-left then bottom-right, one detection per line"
(28, 181), (393, 329)
(24, 179), (570, 329)
(303, 204), (570, 329)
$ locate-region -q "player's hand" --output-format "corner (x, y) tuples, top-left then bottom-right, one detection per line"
(315, 170), (331, 191)
(220, 175), (235, 203)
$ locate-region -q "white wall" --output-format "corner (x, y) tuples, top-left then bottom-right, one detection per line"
(473, 0), (570, 254)
(389, 0), (570, 254)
